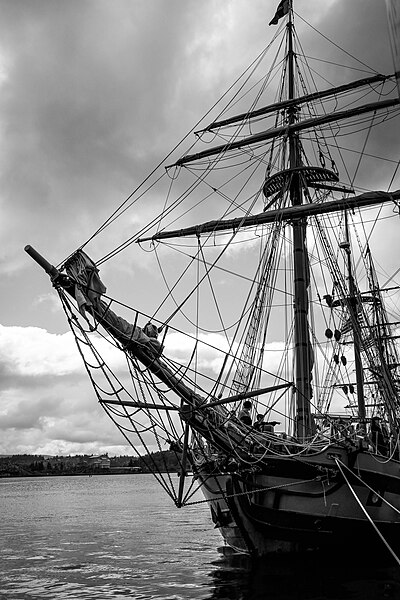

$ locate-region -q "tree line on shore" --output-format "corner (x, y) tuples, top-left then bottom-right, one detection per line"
(0, 451), (182, 477)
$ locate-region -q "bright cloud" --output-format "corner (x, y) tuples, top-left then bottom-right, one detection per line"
(0, 325), (82, 377)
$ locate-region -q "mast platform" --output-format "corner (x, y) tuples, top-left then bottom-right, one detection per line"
(263, 166), (339, 197)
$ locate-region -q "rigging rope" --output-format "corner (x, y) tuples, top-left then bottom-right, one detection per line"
(295, 12), (380, 74)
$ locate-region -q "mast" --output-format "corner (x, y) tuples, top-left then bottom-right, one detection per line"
(342, 212), (366, 426)
(287, 7), (315, 440)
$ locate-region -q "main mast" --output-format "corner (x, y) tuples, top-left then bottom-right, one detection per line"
(286, 7), (315, 440)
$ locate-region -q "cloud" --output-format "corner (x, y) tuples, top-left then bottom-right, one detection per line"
(0, 322), (133, 454)
(0, 324), (83, 378)
(165, 329), (289, 384)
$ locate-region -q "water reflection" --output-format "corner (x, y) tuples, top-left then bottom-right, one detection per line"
(208, 547), (400, 600)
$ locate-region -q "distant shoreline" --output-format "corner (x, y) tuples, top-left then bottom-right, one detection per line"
(0, 471), (153, 478)
(0, 450), (180, 477)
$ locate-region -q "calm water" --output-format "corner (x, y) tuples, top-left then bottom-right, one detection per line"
(1, 474), (399, 600)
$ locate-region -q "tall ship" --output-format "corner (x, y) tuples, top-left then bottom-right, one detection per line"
(26, 2), (400, 558)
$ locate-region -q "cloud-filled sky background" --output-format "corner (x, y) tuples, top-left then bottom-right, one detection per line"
(0, 0), (398, 456)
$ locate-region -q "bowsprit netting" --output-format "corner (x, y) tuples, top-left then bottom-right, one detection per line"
(50, 248), (298, 506)
(55, 279), (228, 505)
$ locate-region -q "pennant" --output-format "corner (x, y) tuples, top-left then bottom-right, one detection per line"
(269, 0), (290, 26)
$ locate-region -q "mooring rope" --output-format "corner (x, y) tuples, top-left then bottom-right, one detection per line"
(335, 458), (400, 567)
(336, 458), (400, 516)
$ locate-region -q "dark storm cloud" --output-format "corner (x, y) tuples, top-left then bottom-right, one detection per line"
(295, 0), (399, 194)
(0, 0), (212, 273)
(0, 0), (186, 179)
(319, 0), (392, 73)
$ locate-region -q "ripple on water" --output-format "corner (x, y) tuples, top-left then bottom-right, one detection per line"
(1, 475), (400, 600)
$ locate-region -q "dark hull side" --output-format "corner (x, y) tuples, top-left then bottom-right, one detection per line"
(196, 446), (400, 558)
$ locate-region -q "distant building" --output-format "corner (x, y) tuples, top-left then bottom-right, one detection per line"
(88, 454), (111, 470)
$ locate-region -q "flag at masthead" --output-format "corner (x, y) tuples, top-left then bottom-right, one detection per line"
(269, 0), (290, 25)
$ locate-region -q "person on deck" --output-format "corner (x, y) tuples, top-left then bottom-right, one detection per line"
(238, 401), (253, 426)
(254, 414), (265, 431)
(254, 413), (280, 433)
(370, 416), (389, 455)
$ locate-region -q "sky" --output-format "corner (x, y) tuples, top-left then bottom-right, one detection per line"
(0, 0), (398, 457)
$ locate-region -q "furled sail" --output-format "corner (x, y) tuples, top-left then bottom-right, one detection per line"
(64, 250), (163, 357)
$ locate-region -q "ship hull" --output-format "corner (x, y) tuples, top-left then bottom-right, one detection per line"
(196, 446), (400, 557)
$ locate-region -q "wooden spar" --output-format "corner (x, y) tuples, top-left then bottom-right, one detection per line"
(169, 97), (399, 167)
(200, 73), (394, 133)
(24, 245), (60, 279)
(102, 380), (292, 412)
(99, 399), (180, 411)
(137, 190), (400, 243)
(204, 383), (292, 408)
(177, 423), (190, 507)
